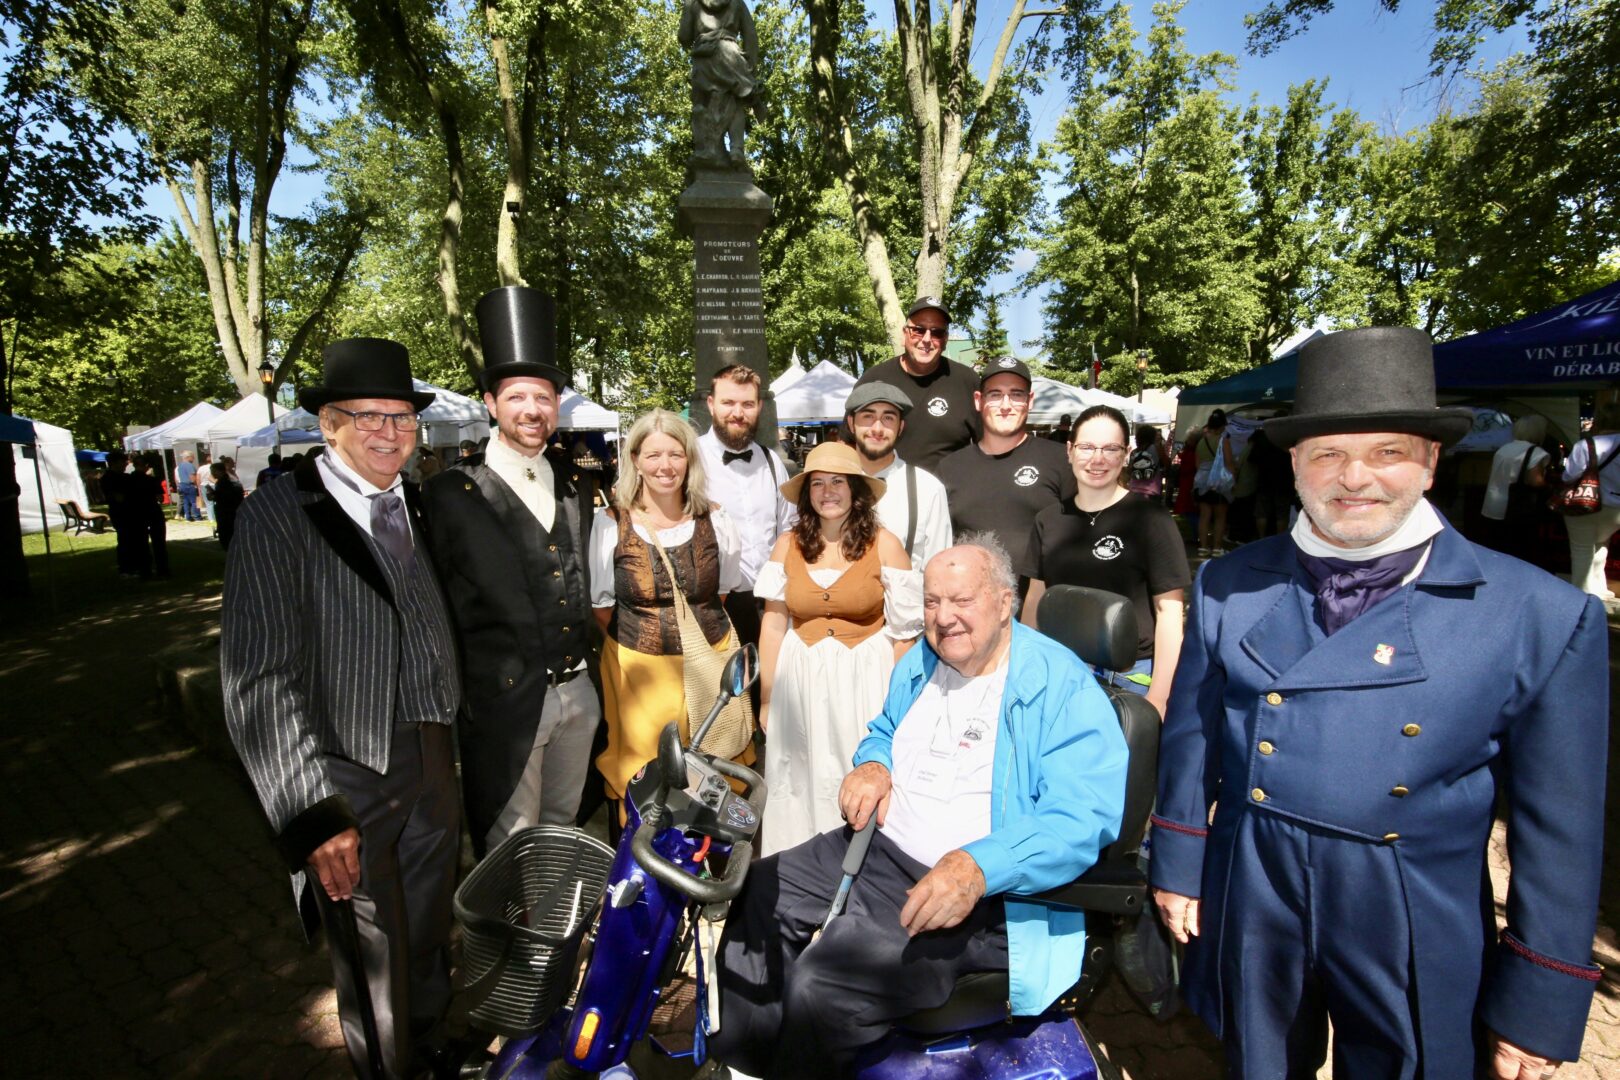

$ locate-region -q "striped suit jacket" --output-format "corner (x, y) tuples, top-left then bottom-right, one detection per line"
(221, 456), (458, 882)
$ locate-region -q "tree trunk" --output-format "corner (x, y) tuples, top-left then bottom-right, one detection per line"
(486, 0), (528, 287)
(0, 329), (30, 599)
(805, 0), (904, 350)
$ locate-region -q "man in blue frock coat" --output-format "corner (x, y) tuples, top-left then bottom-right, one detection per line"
(1151, 327), (1607, 1080)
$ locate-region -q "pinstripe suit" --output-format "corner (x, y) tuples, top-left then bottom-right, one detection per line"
(222, 454), (461, 1078)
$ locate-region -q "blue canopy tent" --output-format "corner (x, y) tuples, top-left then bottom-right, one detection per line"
(1431, 278), (1620, 388)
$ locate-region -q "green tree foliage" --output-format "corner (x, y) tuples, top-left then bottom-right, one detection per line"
(1030, 1), (1262, 391)
(975, 293), (1011, 355)
(12, 235), (235, 447)
(0, 0), (155, 596)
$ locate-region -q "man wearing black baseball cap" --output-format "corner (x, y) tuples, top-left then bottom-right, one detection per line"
(935, 356), (1073, 588)
(854, 297), (979, 471)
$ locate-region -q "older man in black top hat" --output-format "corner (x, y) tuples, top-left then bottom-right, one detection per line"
(1152, 328), (1607, 1079)
(223, 339), (462, 1078)
(421, 286), (599, 856)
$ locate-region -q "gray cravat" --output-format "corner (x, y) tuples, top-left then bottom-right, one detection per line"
(369, 491), (415, 570)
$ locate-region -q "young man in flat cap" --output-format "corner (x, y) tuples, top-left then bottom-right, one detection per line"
(421, 285), (598, 857)
(1151, 327), (1607, 1080)
(223, 338), (461, 1078)
(843, 381), (953, 569)
(855, 297), (979, 471)
(934, 356), (1073, 586)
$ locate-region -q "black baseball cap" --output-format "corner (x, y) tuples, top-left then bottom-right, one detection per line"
(906, 296), (951, 324)
(979, 355), (1032, 389)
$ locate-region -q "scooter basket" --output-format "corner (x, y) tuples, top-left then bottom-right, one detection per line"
(454, 824), (616, 1036)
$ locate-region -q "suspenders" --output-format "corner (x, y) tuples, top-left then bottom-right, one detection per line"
(904, 463), (917, 559)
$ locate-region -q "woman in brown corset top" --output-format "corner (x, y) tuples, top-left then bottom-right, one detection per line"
(755, 441), (922, 855)
(589, 410), (746, 815)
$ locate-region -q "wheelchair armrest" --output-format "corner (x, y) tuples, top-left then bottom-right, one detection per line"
(1023, 858), (1146, 916)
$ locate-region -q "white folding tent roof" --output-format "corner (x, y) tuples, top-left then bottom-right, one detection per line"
(186, 394), (289, 441)
(558, 388), (619, 431)
(773, 360), (858, 423)
(1028, 376), (1149, 425)
(123, 401), (224, 451)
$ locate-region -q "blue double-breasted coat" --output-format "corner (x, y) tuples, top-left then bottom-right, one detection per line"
(1151, 521), (1606, 1075)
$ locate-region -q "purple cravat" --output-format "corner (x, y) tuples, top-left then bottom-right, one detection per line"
(1296, 544), (1428, 636)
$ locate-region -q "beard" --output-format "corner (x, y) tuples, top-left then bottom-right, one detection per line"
(1296, 475), (1428, 547)
(713, 413), (757, 451)
(853, 432), (895, 461)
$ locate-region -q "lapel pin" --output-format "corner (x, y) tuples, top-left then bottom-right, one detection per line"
(1373, 643), (1395, 666)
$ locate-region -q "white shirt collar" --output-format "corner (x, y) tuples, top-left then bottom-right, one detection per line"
(1291, 497), (1443, 562)
(486, 436), (551, 480)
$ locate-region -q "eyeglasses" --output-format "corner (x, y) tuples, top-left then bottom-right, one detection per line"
(982, 390), (1030, 405)
(905, 324), (948, 341)
(1073, 443), (1127, 459)
(327, 406), (421, 432)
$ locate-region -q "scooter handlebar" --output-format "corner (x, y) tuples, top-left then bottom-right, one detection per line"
(630, 816), (756, 905)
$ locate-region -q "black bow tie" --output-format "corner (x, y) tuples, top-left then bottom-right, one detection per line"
(723, 449), (754, 465)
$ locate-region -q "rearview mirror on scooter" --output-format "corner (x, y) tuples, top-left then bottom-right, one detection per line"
(722, 643), (759, 701)
(657, 721), (687, 791)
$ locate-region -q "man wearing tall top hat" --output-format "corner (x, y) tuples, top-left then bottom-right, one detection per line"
(1150, 327), (1607, 1079)
(420, 285), (598, 856)
(222, 338), (462, 1078)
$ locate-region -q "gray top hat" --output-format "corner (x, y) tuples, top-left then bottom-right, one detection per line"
(1263, 327), (1473, 448)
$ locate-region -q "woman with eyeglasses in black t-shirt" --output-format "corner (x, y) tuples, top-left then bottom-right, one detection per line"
(1021, 405), (1192, 718)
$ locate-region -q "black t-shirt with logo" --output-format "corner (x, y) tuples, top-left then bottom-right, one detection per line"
(936, 435), (1075, 576)
(856, 355), (979, 471)
(1029, 494), (1192, 659)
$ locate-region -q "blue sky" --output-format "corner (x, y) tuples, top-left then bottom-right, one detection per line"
(144, 1), (1528, 359)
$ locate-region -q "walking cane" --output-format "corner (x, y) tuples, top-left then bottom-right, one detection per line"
(813, 816), (877, 942)
(335, 897), (387, 1079)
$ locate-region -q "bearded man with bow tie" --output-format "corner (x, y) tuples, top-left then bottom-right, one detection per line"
(1150, 328), (1607, 1080)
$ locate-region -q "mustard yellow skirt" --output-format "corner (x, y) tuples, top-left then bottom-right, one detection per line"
(597, 633), (757, 804)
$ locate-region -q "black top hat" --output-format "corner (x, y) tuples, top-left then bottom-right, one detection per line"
(1262, 327), (1473, 448)
(298, 338), (435, 413)
(477, 286), (567, 395)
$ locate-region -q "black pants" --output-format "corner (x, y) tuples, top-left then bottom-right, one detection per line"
(143, 507), (169, 577)
(111, 510), (146, 576)
(723, 589), (763, 713)
(713, 827), (1007, 1078)
(313, 722), (460, 1079)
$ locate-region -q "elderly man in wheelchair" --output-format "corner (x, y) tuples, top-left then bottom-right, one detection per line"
(712, 535), (1152, 1079)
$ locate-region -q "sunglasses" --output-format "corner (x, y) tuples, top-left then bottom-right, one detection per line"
(905, 324), (948, 341)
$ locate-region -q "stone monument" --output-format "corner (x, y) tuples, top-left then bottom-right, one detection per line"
(677, 0), (775, 433)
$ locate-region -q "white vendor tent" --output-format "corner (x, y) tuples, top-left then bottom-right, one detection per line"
(10, 416), (91, 536)
(123, 401), (223, 451)
(773, 359), (858, 423)
(1028, 376), (1147, 425)
(236, 421), (325, 448)
(271, 380), (490, 448)
(772, 351), (808, 394)
(558, 388), (619, 430)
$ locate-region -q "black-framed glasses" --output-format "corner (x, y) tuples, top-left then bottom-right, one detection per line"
(905, 324), (948, 341)
(327, 405), (421, 432)
(1073, 443), (1127, 459)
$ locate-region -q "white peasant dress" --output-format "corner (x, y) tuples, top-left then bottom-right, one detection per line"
(755, 560), (923, 856)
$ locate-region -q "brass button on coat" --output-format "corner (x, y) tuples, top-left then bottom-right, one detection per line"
(1390, 785), (1410, 797)
(464, 483), (473, 490)
(1383, 832), (1400, 842)
(561, 625), (571, 633)
(1251, 787), (1267, 802)
(553, 569), (562, 577)
(1265, 692), (1283, 706)
(504, 677), (514, 687)
(559, 598), (567, 606)
(548, 544), (557, 552)
(1402, 723), (1421, 736)
(826, 628), (836, 637)
(1258, 741), (1275, 756)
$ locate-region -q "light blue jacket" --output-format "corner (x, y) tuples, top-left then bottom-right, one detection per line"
(852, 621), (1128, 1015)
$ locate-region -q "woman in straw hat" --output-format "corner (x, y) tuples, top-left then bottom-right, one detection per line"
(754, 441), (922, 855)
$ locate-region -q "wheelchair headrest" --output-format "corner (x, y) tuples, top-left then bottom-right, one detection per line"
(1038, 585), (1138, 672)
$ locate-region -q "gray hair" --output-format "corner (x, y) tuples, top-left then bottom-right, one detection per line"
(955, 531), (1017, 595)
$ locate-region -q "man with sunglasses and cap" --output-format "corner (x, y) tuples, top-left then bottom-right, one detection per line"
(843, 381), (953, 569)
(855, 297), (979, 471)
(1150, 327), (1607, 1080)
(222, 338), (462, 1078)
(419, 285), (599, 859)
(935, 356), (1074, 591)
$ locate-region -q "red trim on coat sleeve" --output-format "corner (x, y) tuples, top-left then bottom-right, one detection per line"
(1150, 813), (1208, 838)
(1501, 930), (1602, 982)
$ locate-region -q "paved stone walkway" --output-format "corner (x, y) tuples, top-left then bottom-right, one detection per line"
(2, 541), (1616, 1078)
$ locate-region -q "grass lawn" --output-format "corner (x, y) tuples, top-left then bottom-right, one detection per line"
(10, 523), (228, 627)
